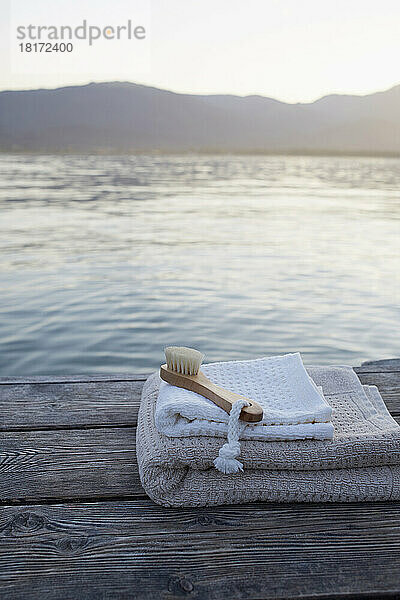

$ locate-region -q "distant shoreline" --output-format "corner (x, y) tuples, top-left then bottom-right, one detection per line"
(1, 149), (399, 159)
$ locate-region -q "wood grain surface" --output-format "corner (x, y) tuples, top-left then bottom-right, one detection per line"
(0, 359), (399, 599)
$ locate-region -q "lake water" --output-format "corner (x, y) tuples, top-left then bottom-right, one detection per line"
(0, 154), (399, 376)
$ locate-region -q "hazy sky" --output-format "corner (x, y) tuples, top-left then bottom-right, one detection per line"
(1, 0), (400, 102)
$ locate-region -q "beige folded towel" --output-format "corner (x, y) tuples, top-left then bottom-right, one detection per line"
(136, 366), (400, 507)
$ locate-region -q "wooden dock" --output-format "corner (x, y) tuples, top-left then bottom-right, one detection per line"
(0, 358), (399, 599)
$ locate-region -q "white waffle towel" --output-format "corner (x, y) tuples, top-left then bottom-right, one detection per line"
(155, 353), (334, 473)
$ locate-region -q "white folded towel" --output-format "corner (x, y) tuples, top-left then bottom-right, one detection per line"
(155, 353), (334, 472)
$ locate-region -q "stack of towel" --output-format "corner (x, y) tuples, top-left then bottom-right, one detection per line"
(136, 353), (400, 507)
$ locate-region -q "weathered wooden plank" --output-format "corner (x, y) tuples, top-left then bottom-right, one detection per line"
(1, 367), (399, 432)
(0, 359), (397, 386)
(0, 428), (143, 503)
(0, 374), (148, 385)
(2, 497), (399, 535)
(2, 419), (400, 504)
(354, 371), (400, 415)
(0, 381), (143, 430)
(0, 500), (400, 599)
(357, 358), (400, 373)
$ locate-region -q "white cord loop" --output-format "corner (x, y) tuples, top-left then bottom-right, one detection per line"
(213, 399), (249, 474)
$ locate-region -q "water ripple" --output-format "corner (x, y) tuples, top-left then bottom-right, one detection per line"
(0, 154), (399, 375)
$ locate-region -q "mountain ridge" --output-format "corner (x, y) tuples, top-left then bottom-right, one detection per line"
(0, 81), (399, 154)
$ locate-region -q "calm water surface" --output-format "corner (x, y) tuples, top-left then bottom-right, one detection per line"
(0, 154), (399, 375)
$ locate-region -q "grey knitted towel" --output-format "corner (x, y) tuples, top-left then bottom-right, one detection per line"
(136, 366), (400, 507)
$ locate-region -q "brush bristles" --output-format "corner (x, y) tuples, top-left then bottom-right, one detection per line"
(164, 346), (204, 376)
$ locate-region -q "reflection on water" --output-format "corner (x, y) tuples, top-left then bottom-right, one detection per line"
(0, 154), (399, 375)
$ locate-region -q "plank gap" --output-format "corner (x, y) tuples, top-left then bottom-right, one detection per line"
(0, 423), (137, 433)
(0, 494), (148, 507)
(0, 376), (148, 386)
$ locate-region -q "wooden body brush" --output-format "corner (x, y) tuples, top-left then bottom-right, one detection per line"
(160, 346), (263, 423)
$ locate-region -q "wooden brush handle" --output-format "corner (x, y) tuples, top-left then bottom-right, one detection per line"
(160, 364), (263, 423)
